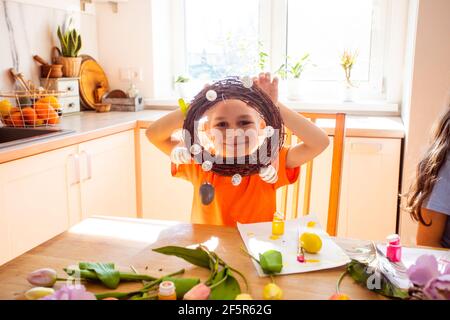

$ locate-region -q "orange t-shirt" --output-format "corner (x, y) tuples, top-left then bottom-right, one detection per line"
(171, 147), (300, 227)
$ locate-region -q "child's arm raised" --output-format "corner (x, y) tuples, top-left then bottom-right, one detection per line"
(277, 101), (330, 168)
(254, 73), (330, 168)
(146, 109), (185, 156)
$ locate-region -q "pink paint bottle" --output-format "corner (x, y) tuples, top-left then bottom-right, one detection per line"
(386, 234), (402, 263)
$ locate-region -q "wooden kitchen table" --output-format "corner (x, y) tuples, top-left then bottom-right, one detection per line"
(0, 216), (384, 300)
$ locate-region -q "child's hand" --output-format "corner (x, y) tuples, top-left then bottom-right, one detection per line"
(253, 72), (279, 104)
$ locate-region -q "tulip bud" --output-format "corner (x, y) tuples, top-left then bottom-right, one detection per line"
(25, 287), (55, 300)
(183, 283), (211, 300)
(27, 268), (57, 287)
(329, 293), (350, 300)
(263, 283), (283, 300)
(235, 293), (253, 300)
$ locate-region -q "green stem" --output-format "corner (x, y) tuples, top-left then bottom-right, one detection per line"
(240, 245), (260, 266)
(336, 270), (348, 294)
(56, 277), (78, 282)
(208, 273), (229, 290)
(227, 266), (249, 293)
(95, 269), (185, 300)
(270, 275), (275, 284)
(139, 269), (185, 292)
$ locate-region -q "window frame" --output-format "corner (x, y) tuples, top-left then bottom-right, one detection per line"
(151, 0), (407, 113)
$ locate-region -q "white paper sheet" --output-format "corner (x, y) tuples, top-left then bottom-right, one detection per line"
(237, 215), (350, 276)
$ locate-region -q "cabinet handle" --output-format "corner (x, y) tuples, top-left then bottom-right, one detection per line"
(67, 86), (73, 91)
(350, 142), (382, 153)
(81, 151), (93, 181)
(68, 103), (75, 108)
(69, 153), (80, 185)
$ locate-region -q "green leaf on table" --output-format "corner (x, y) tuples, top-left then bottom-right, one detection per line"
(95, 291), (132, 300)
(162, 276), (200, 300)
(152, 246), (212, 269)
(79, 262), (120, 289)
(347, 259), (409, 299)
(259, 250), (283, 274)
(209, 268), (241, 300)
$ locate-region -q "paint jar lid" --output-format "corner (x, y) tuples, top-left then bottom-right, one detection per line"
(386, 234), (400, 245)
(159, 281), (176, 296)
(273, 211), (284, 221)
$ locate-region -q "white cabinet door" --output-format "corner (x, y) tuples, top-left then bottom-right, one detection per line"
(140, 130), (192, 222)
(0, 145), (80, 264)
(338, 137), (401, 241)
(279, 137), (401, 241)
(79, 130), (137, 219)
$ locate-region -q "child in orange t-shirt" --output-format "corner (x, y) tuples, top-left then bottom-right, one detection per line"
(146, 73), (329, 227)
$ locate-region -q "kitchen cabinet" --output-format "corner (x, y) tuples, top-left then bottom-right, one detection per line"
(79, 130), (137, 219)
(337, 137), (401, 240)
(0, 145), (80, 265)
(0, 130), (136, 266)
(282, 137), (401, 241)
(140, 129), (192, 222)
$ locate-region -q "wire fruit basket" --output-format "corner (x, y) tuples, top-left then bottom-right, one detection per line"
(0, 90), (68, 128)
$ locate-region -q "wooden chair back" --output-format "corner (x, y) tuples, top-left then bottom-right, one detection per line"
(279, 113), (346, 236)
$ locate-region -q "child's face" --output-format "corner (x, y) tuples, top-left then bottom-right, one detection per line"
(198, 99), (266, 158)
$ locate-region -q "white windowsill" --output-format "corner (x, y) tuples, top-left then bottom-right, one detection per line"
(144, 98), (400, 116)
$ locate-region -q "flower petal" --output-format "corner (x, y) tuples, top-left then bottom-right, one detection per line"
(407, 254), (440, 286)
(443, 262), (450, 275)
(40, 285), (96, 300)
(423, 275), (450, 300)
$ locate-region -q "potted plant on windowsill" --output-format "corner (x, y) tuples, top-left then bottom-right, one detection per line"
(275, 53), (312, 100)
(340, 49), (358, 102)
(56, 23), (82, 77)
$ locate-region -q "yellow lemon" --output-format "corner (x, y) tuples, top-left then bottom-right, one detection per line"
(235, 293), (253, 300)
(0, 99), (12, 117)
(300, 232), (322, 253)
(263, 283), (283, 300)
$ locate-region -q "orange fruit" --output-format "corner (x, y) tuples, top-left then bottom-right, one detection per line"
(34, 103), (59, 124)
(21, 107), (38, 125)
(9, 111), (25, 127)
(35, 96), (60, 110)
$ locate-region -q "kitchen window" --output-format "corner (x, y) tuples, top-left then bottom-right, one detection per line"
(151, 0), (408, 112)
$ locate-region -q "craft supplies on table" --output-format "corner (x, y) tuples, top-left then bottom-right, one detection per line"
(237, 215), (350, 277)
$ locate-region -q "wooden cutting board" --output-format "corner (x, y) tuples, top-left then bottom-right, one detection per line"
(79, 57), (110, 110)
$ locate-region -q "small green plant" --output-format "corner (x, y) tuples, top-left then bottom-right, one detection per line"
(340, 49), (358, 87)
(258, 41), (269, 71)
(57, 25), (82, 57)
(174, 75), (190, 84)
(275, 53), (312, 80)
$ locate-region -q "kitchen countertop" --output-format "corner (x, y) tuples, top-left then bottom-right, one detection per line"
(0, 216), (384, 300)
(0, 109), (404, 164)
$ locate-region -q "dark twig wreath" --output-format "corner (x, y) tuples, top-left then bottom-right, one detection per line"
(183, 77), (285, 177)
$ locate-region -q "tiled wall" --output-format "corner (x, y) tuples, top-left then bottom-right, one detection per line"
(0, 0), (98, 91)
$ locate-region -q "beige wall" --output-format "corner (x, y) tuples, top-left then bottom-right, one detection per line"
(400, 0), (450, 245)
(95, 0), (154, 98)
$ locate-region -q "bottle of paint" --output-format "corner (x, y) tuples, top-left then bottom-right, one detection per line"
(271, 211), (285, 236)
(158, 281), (177, 300)
(386, 234), (402, 263)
